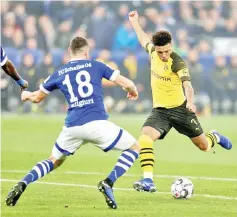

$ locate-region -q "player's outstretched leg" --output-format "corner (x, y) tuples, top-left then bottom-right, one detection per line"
(98, 148), (139, 209)
(5, 159), (54, 206)
(211, 130), (232, 150)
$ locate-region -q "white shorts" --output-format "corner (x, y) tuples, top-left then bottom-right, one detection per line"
(52, 120), (136, 160)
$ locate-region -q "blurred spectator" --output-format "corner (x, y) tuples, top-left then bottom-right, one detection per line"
(113, 20), (139, 51)
(211, 56), (231, 113)
(201, 19), (219, 38)
(38, 15), (55, 50)
(24, 15), (46, 50)
(14, 3), (27, 28)
(117, 3), (130, 23)
(224, 19), (237, 37)
(179, 1), (196, 25)
(186, 49), (210, 115)
(197, 40), (212, 56)
(36, 53), (55, 82)
(2, 26), (14, 47)
(20, 53), (37, 91)
(187, 49), (204, 93)
(3, 12), (17, 29)
(87, 6), (116, 49)
(12, 29), (24, 49)
(144, 8), (158, 30)
(96, 49), (119, 111)
(0, 1), (10, 14)
(55, 20), (73, 49)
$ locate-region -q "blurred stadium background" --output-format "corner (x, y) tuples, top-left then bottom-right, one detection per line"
(1, 0), (237, 114)
(1, 1), (237, 217)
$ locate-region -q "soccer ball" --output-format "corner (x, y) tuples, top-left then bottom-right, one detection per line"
(171, 177), (194, 199)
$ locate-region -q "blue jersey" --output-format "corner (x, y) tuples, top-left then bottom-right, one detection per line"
(1, 46), (8, 66)
(40, 59), (119, 127)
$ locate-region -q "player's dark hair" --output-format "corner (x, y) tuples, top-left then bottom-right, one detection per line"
(70, 37), (88, 54)
(152, 31), (172, 46)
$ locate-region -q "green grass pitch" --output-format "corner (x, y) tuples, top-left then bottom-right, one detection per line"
(1, 114), (237, 217)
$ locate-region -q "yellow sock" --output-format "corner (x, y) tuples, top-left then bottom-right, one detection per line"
(138, 134), (154, 174)
(204, 133), (216, 152)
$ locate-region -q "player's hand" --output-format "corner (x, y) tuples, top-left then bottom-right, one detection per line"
(128, 11), (139, 22)
(127, 90), (138, 100)
(186, 102), (196, 113)
(21, 91), (31, 102)
(20, 80), (28, 91)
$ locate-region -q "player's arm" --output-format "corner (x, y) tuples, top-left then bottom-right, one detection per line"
(21, 90), (47, 103)
(21, 71), (58, 103)
(128, 11), (151, 49)
(1, 46), (28, 90)
(113, 74), (138, 100)
(177, 69), (196, 113)
(172, 52), (196, 112)
(2, 60), (28, 90)
(182, 80), (196, 112)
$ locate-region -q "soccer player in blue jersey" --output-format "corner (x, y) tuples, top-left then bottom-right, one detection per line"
(5, 37), (140, 209)
(1, 46), (28, 90)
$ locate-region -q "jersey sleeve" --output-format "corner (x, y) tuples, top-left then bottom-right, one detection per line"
(39, 73), (58, 94)
(98, 62), (120, 81)
(145, 42), (155, 56)
(1, 46), (8, 66)
(171, 52), (190, 82)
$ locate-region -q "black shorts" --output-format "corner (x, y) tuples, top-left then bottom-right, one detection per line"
(143, 101), (203, 139)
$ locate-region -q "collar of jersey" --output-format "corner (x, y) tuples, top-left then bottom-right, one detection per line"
(69, 59), (86, 63)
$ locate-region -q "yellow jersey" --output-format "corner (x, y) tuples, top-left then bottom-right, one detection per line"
(146, 42), (190, 108)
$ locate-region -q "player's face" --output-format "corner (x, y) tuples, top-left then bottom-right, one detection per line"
(155, 43), (172, 62)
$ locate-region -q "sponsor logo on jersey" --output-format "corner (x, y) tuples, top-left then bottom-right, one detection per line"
(71, 98), (94, 108)
(58, 63), (92, 76)
(151, 70), (171, 81)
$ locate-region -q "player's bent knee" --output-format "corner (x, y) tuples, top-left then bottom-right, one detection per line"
(141, 126), (161, 141)
(199, 142), (209, 151)
(191, 134), (209, 151)
(194, 141), (208, 151)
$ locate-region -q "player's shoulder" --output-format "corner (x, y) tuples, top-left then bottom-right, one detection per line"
(170, 51), (187, 73)
(94, 60), (114, 70)
(93, 59), (106, 67)
(170, 51), (185, 62)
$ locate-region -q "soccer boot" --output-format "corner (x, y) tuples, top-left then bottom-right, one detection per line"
(98, 180), (117, 209)
(6, 182), (27, 206)
(133, 178), (157, 193)
(211, 130), (232, 150)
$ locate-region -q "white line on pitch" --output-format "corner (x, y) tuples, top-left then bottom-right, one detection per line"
(1, 170), (237, 182)
(1, 178), (237, 201)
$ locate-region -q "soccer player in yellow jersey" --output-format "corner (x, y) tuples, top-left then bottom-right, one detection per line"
(129, 11), (232, 192)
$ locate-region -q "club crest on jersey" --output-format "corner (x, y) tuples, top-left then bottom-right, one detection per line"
(164, 64), (169, 71)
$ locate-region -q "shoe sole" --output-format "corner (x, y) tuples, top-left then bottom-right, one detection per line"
(133, 182), (157, 193)
(98, 185), (117, 209)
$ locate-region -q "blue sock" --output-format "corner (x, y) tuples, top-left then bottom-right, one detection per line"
(21, 159), (54, 185)
(107, 150), (139, 184)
